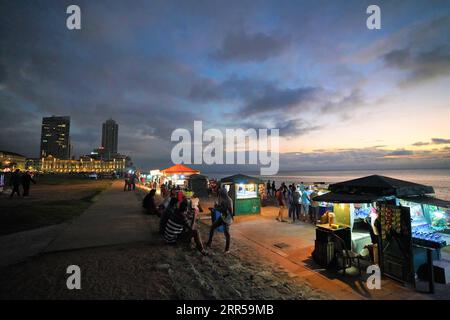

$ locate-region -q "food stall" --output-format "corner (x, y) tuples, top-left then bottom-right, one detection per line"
(397, 196), (450, 285)
(220, 174), (264, 215)
(312, 175), (450, 286)
(161, 164), (200, 187)
(312, 192), (378, 268)
(187, 174), (209, 197)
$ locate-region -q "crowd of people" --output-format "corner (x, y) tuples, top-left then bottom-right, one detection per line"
(123, 172), (138, 191)
(266, 180), (321, 224)
(142, 184), (234, 255)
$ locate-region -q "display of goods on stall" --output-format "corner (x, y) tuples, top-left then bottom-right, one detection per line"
(380, 205), (401, 240)
(354, 206), (370, 219)
(411, 224), (447, 249)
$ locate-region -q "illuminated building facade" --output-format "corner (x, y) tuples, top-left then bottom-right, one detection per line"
(40, 155), (125, 173)
(0, 150), (26, 171)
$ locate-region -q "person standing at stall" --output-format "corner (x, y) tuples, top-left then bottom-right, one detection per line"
(271, 181), (276, 197)
(300, 186), (311, 222)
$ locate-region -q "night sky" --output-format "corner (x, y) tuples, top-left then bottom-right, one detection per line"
(0, 0), (449, 171)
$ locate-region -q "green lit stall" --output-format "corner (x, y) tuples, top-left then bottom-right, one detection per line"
(220, 174), (263, 216)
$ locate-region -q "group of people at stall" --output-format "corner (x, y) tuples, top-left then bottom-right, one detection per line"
(142, 184), (234, 255)
(271, 181), (321, 224)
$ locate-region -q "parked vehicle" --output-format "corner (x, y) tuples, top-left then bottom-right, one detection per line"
(88, 173), (98, 180)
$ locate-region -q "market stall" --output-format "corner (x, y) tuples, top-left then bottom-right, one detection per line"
(312, 175), (450, 286)
(220, 174), (264, 215)
(161, 164), (200, 187)
(187, 174), (209, 197)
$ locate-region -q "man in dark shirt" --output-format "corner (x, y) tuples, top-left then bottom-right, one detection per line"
(9, 169), (22, 198)
(22, 171), (36, 197)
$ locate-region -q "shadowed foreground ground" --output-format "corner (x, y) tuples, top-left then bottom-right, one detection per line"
(0, 217), (330, 300)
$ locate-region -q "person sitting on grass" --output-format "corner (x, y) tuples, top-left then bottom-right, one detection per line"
(159, 196), (178, 235)
(164, 199), (207, 256)
(142, 189), (161, 216)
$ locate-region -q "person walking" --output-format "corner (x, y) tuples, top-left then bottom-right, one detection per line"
(131, 173), (137, 190)
(9, 169), (22, 198)
(276, 187), (287, 222)
(206, 186), (233, 253)
(123, 175), (130, 191)
(22, 171), (36, 197)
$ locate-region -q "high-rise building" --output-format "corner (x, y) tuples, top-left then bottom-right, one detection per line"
(101, 119), (119, 159)
(40, 116), (71, 160)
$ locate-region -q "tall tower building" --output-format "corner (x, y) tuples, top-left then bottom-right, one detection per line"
(40, 116), (71, 159)
(101, 119), (119, 159)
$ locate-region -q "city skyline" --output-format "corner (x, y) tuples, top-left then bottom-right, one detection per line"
(0, 0), (449, 171)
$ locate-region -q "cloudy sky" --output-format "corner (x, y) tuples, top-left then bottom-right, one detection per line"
(0, 0), (449, 171)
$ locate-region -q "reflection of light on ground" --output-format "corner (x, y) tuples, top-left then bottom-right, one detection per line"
(136, 183), (161, 195)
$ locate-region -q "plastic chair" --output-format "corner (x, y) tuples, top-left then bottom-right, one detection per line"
(331, 233), (362, 276)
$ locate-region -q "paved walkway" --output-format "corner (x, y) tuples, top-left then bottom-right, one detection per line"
(228, 208), (450, 300)
(0, 223), (68, 267)
(44, 181), (152, 252)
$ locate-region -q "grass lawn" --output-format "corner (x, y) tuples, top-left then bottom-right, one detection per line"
(0, 180), (112, 236)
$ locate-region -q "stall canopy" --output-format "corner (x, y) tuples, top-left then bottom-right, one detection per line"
(220, 173), (264, 185)
(313, 192), (378, 203)
(328, 175), (434, 197)
(161, 164), (200, 175)
(399, 195), (450, 208)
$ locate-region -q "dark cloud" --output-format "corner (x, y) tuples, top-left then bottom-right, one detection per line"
(383, 44), (450, 85)
(412, 141), (430, 146)
(385, 149), (414, 156)
(241, 86), (322, 116)
(213, 29), (291, 62)
(412, 138), (450, 146)
(432, 138), (450, 144)
(275, 120), (320, 138)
